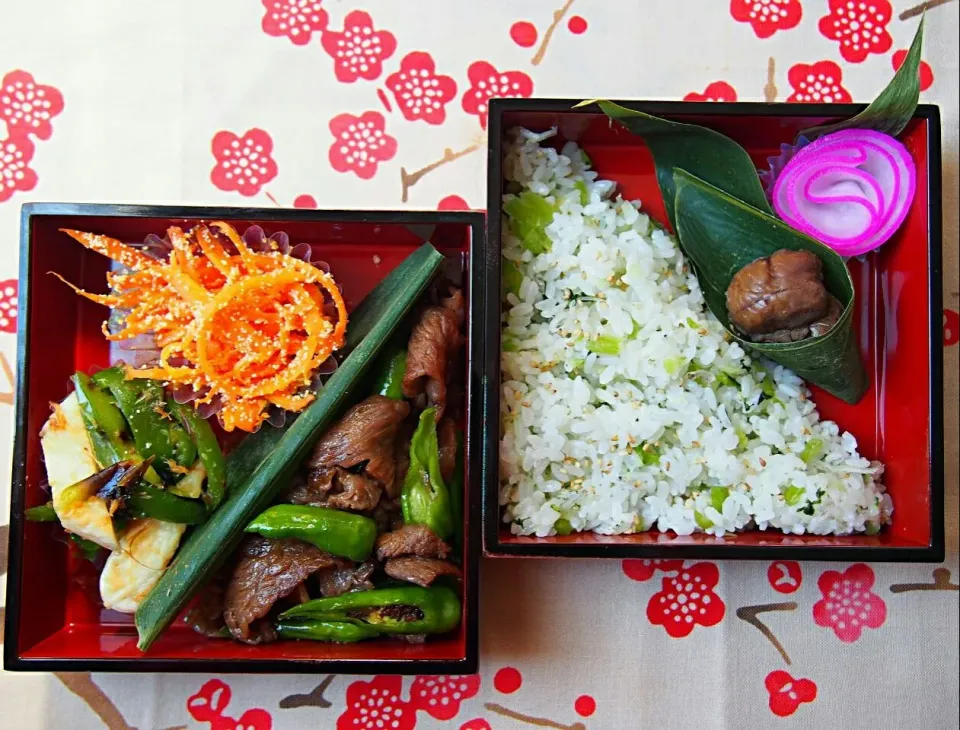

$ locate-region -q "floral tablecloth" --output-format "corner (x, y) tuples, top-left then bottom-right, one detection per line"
(2, 1), (958, 728)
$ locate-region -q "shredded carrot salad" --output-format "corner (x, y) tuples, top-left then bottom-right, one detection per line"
(55, 222), (348, 432)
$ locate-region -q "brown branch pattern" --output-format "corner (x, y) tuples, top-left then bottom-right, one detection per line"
(736, 602), (799, 665)
(890, 568), (960, 593)
(531, 0), (577, 66)
(486, 702), (586, 730)
(279, 675), (336, 709)
(0, 352), (15, 406)
(764, 57), (777, 103)
(900, 0), (955, 20)
(54, 673), (138, 730)
(400, 143), (481, 203)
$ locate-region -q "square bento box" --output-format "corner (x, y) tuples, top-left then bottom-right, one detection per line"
(483, 98), (944, 562)
(6, 204), (485, 673)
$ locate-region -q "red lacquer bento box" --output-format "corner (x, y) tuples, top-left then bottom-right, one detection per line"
(483, 98), (944, 562)
(5, 204), (485, 673)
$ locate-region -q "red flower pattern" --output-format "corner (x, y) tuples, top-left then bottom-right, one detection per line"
(260, 0), (327, 46)
(730, 0), (802, 39)
(213, 709), (273, 730)
(409, 675), (481, 721)
(438, 194), (469, 210)
(460, 720), (492, 730)
(767, 561), (802, 594)
(386, 52), (458, 125)
(0, 279), (17, 333)
(210, 129), (278, 197)
(1, 70), (64, 141)
(813, 563), (887, 642)
(786, 61), (852, 103)
(337, 675), (416, 730)
(328, 111), (397, 180)
(818, 0), (892, 64)
(461, 61), (533, 129)
(0, 135), (37, 203)
(684, 81), (738, 102)
(622, 559), (684, 582)
(646, 562), (725, 637)
(765, 671), (817, 717)
(944, 309), (959, 347)
(321, 11), (397, 83)
(188, 679), (232, 722)
(893, 49), (934, 91)
(293, 194), (317, 208)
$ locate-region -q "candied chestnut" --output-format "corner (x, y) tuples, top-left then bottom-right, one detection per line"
(726, 249), (837, 343)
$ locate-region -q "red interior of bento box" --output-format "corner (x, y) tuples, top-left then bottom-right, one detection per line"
(13, 214), (474, 664)
(493, 108), (936, 553)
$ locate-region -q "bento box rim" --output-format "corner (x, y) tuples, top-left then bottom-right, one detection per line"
(482, 98), (944, 563)
(6, 203), (485, 673)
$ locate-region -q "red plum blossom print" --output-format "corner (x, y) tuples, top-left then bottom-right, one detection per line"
(767, 561), (802, 594)
(321, 11), (397, 83)
(210, 129), (278, 197)
(818, 0), (893, 63)
(787, 61), (852, 103)
(944, 309), (959, 346)
(893, 49), (934, 90)
(260, 0), (327, 46)
(437, 195), (469, 211)
(0, 280), (18, 334)
(765, 671), (817, 717)
(1, 70), (65, 141)
(409, 675), (481, 721)
(386, 52), (458, 125)
(460, 720), (492, 730)
(1, 135), (37, 203)
(187, 679), (273, 730)
(622, 559), (684, 582)
(647, 562), (725, 637)
(813, 563), (887, 642)
(461, 61), (533, 129)
(293, 194), (317, 208)
(337, 675), (416, 730)
(730, 0), (802, 38)
(328, 111), (397, 180)
(684, 81), (738, 102)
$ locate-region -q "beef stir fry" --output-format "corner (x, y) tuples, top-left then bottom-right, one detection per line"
(197, 284), (466, 645)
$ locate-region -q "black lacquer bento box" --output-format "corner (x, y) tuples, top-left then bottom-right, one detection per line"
(482, 98), (944, 563)
(5, 204), (485, 673)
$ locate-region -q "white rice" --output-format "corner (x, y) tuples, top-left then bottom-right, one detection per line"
(499, 127), (891, 538)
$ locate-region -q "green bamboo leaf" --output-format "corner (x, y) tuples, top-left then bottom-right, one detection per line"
(673, 169), (867, 404)
(135, 243), (446, 651)
(801, 16), (924, 140)
(591, 100), (773, 228)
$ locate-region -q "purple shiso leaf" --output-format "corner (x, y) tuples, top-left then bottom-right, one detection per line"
(771, 129), (916, 257)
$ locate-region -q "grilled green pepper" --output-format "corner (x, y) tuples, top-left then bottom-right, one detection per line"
(245, 504), (377, 562)
(371, 348), (407, 400)
(279, 585), (461, 636)
(401, 408), (454, 540)
(275, 618), (382, 643)
(24, 502), (58, 522)
(167, 399), (226, 510)
(127, 482), (207, 525)
(92, 368), (196, 481)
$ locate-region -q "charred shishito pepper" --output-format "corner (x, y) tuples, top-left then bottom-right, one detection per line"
(401, 408), (454, 540)
(277, 585), (461, 639)
(371, 347), (408, 401)
(166, 399), (227, 511)
(244, 504), (378, 562)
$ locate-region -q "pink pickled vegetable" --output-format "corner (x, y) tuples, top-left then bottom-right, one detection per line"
(772, 129), (916, 257)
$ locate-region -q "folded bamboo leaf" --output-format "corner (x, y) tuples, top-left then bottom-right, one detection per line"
(588, 99), (773, 228)
(135, 243), (446, 651)
(673, 169), (867, 404)
(801, 16), (924, 141)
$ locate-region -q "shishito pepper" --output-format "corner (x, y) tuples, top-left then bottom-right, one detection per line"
(275, 618), (381, 643)
(278, 585), (461, 637)
(244, 504), (377, 562)
(166, 399), (227, 511)
(401, 408), (454, 540)
(370, 348), (407, 400)
(92, 367), (197, 481)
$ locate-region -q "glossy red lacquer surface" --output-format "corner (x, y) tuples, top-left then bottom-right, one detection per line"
(11, 211), (478, 667)
(490, 105), (940, 556)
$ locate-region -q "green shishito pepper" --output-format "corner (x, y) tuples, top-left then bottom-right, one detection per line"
(25, 502), (58, 522)
(166, 399), (226, 511)
(401, 408), (454, 540)
(275, 618), (382, 643)
(92, 367), (197, 481)
(245, 504), (377, 562)
(278, 585), (461, 637)
(371, 348), (407, 400)
(127, 482), (207, 525)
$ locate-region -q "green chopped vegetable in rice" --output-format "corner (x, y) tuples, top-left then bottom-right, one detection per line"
(498, 127), (890, 539)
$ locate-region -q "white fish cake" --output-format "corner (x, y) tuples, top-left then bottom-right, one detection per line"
(100, 519), (186, 613)
(40, 393), (119, 551)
